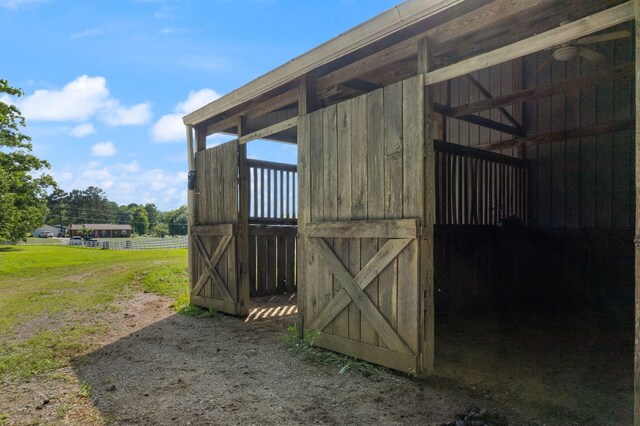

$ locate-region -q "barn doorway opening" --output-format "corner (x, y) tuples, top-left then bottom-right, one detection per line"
(430, 26), (634, 421)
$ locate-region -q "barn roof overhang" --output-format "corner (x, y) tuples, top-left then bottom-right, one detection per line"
(183, 0), (633, 144)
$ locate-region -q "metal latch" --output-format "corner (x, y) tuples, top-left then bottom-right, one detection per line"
(188, 170), (197, 190)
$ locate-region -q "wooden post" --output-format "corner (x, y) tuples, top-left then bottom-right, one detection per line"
(634, 2), (640, 424)
(186, 124), (196, 293)
(299, 74), (316, 116)
(196, 125), (206, 152)
(237, 116), (251, 315)
(418, 37), (435, 376)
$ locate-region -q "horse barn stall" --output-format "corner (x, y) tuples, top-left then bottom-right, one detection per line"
(183, 0), (640, 422)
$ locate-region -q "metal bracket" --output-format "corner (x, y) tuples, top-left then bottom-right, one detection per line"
(188, 170), (197, 190)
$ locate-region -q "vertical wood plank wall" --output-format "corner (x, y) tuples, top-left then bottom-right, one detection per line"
(192, 142), (239, 308)
(432, 28), (634, 311)
(522, 26), (634, 230)
(298, 77), (424, 372)
(248, 226), (296, 296)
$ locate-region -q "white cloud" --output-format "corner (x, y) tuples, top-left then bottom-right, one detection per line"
(71, 28), (108, 38)
(152, 88), (221, 143)
(69, 123), (95, 137)
(13, 75), (151, 126)
(91, 141), (117, 157)
(102, 101), (151, 126)
(20, 75), (109, 121)
(53, 161), (187, 210)
(151, 113), (184, 143)
(0, 0), (45, 8)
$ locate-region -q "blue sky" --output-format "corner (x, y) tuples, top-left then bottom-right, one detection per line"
(1, 0), (399, 211)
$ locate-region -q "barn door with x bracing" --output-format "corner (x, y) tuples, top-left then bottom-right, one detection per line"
(190, 141), (248, 316)
(298, 76), (429, 373)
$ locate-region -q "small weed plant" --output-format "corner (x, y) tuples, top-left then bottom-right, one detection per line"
(177, 304), (217, 318)
(78, 382), (93, 398)
(283, 326), (384, 377)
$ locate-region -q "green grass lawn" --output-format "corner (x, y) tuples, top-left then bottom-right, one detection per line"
(0, 245), (189, 381)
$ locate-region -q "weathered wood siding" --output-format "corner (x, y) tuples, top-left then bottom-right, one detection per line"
(248, 225), (296, 296)
(191, 142), (242, 313)
(298, 76), (425, 373)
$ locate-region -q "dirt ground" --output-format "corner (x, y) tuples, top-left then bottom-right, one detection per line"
(1, 293), (632, 425)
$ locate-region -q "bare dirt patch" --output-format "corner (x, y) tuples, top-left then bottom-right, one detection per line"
(1, 293), (631, 425)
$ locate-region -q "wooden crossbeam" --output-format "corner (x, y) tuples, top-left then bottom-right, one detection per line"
(306, 219), (417, 239)
(450, 63), (634, 118)
(435, 104), (524, 136)
(191, 223), (234, 236)
(464, 73), (522, 130)
(191, 234), (234, 302)
(238, 117), (298, 145)
(477, 119), (635, 151)
(205, 89), (298, 136)
(425, 2), (634, 86)
(307, 237), (413, 354)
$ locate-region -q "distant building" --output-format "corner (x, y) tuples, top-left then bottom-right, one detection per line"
(32, 225), (66, 237)
(69, 224), (132, 238)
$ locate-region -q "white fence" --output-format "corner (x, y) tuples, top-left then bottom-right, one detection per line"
(1, 236), (188, 250)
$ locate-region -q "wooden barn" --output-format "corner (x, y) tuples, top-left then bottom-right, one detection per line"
(183, 0), (640, 421)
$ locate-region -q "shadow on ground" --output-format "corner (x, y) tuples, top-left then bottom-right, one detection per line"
(71, 296), (633, 425)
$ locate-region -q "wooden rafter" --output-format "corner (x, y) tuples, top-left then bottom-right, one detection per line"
(237, 117), (298, 145)
(424, 2), (634, 86)
(450, 63), (634, 118)
(435, 104), (525, 136)
(464, 73), (522, 130)
(205, 89), (298, 136)
(477, 119), (635, 151)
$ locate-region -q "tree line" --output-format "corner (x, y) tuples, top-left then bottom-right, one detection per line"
(0, 78), (186, 241)
(46, 187), (188, 237)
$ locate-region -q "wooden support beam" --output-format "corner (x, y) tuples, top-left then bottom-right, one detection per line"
(237, 117), (298, 145)
(634, 1), (640, 424)
(435, 104), (525, 136)
(298, 74), (316, 116)
(434, 139), (526, 167)
(186, 124), (195, 293)
(477, 119), (635, 151)
(464, 73), (522, 130)
(450, 63), (634, 117)
(191, 223), (235, 236)
(305, 219), (417, 239)
(195, 125), (207, 151)
(418, 36), (435, 376)
(246, 158), (297, 172)
(425, 2), (634, 86)
(205, 88), (298, 135)
(237, 116), (250, 316)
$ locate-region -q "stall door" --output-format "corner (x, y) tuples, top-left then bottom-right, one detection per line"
(298, 76), (427, 373)
(190, 141), (247, 315)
